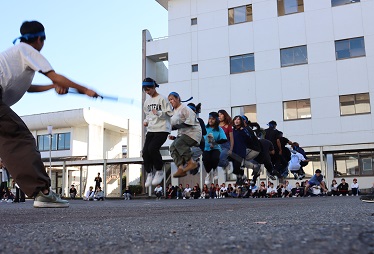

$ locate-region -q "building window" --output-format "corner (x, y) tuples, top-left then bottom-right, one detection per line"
(37, 132), (71, 151)
(335, 37), (366, 60)
(231, 105), (257, 123)
(278, 0), (304, 16)
(192, 64), (198, 72)
(228, 5), (252, 25)
(191, 18), (197, 25)
(334, 150), (374, 177)
(283, 99), (311, 120)
(331, 0), (360, 7)
(230, 53), (255, 74)
(280, 45), (308, 67)
(340, 93), (370, 116)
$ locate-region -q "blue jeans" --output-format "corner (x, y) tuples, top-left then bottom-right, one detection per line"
(218, 142), (230, 167)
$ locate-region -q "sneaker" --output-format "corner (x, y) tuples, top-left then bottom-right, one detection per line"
(145, 173), (153, 188)
(33, 190), (69, 208)
(152, 171), (164, 185)
(205, 172), (212, 185)
(293, 173), (298, 180)
(298, 174), (305, 180)
(213, 169), (219, 180)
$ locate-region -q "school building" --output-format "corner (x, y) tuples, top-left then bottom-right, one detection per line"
(144, 0), (374, 189)
(20, 108), (142, 197)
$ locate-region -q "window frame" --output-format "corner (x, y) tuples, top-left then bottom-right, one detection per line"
(280, 45), (308, 67)
(333, 150), (374, 177)
(331, 0), (360, 7)
(335, 37), (366, 60)
(228, 4), (252, 25)
(283, 99), (311, 121)
(191, 64), (198, 72)
(231, 104), (257, 123)
(277, 0), (304, 16)
(37, 132), (71, 151)
(230, 53), (255, 74)
(339, 93), (371, 116)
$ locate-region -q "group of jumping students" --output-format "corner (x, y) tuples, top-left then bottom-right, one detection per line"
(141, 77), (309, 188)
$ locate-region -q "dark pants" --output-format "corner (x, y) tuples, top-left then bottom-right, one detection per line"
(231, 157), (244, 176)
(202, 149), (220, 173)
(142, 132), (169, 173)
(0, 94), (50, 197)
(352, 188), (359, 195)
(15, 187), (26, 202)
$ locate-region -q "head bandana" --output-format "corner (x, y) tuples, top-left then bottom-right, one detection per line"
(142, 81), (159, 88)
(13, 31), (46, 45)
(169, 92), (193, 103)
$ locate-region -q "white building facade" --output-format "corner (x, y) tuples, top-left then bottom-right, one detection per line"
(145, 0), (374, 189)
(21, 108), (142, 197)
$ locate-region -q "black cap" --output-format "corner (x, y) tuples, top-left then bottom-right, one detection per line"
(268, 120), (277, 126)
(315, 169), (321, 173)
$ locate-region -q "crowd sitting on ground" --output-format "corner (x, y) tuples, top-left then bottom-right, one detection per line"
(153, 176), (363, 199)
(83, 186), (105, 201)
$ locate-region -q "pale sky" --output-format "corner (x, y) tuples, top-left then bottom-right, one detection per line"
(0, 1), (168, 120)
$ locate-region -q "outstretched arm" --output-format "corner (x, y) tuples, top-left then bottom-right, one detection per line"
(27, 84), (55, 92)
(44, 71), (99, 97)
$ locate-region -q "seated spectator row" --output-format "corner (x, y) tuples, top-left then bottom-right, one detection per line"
(157, 178), (362, 200)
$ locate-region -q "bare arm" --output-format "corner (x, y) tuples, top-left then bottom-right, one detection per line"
(44, 71), (99, 97)
(27, 84), (55, 93)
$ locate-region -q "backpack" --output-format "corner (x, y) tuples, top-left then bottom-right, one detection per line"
(288, 153), (301, 171)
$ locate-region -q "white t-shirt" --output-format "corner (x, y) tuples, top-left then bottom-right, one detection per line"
(288, 151), (305, 171)
(267, 186), (276, 193)
(154, 186), (163, 192)
(171, 103), (202, 143)
(0, 42), (53, 106)
(184, 187), (191, 193)
(143, 94), (173, 133)
(312, 186), (321, 195)
(351, 183), (359, 189)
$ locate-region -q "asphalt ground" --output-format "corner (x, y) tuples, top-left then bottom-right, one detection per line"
(0, 196), (373, 254)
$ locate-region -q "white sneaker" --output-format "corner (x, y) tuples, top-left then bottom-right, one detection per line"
(33, 190), (69, 208)
(205, 172), (212, 185)
(213, 169), (219, 180)
(152, 171), (164, 185)
(145, 173), (153, 188)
